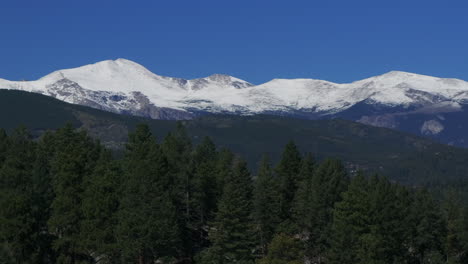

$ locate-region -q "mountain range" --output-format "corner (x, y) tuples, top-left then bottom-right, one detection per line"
(1, 59), (468, 146)
(2, 89), (468, 186)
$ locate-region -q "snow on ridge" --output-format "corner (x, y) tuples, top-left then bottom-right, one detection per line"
(1, 59), (468, 115)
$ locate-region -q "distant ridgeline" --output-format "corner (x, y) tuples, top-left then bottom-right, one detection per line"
(2, 59), (468, 148)
(1, 123), (468, 264)
(2, 90), (468, 186)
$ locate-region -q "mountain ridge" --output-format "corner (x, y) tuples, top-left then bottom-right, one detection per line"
(2, 89), (468, 185)
(2, 59), (468, 146)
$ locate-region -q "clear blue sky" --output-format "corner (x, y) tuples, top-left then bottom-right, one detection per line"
(1, 0), (467, 84)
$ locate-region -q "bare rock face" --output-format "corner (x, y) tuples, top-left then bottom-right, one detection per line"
(358, 115), (399, 129)
(3, 59), (468, 147)
(43, 79), (194, 120)
(421, 120), (444, 135)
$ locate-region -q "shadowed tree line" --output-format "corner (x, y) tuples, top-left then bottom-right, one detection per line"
(1, 123), (468, 264)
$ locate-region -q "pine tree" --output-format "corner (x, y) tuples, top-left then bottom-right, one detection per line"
(117, 124), (181, 263)
(443, 189), (468, 264)
(160, 122), (193, 257)
(80, 149), (121, 263)
(357, 175), (406, 264)
(408, 189), (446, 264)
(257, 234), (303, 264)
(47, 124), (100, 263)
(203, 159), (254, 263)
(329, 172), (370, 264)
(30, 131), (60, 263)
(0, 128), (8, 167)
(253, 155), (281, 256)
(190, 137), (219, 252)
(391, 184), (415, 262)
(291, 154), (315, 247)
(309, 159), (348, 263)
(214, 148), (235, 198)
(276, 141), (302, 221)
(161, 122), (192, 194)
(0, 128), (37, 263)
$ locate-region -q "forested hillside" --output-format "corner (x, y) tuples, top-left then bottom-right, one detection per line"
(2, 90), (468, 185)
(1, 124), (467, 264)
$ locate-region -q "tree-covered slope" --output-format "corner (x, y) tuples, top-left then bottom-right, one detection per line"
(1, 89), (467, 185)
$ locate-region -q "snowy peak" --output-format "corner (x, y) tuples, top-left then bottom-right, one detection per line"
(205, 73), (252, 86)
(38, 59), (164, 94)
(1, 59), (468, 118)
(188, 74), (253, 91)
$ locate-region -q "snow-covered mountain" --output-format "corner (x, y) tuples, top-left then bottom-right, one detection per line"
(1, 58), (468, 146)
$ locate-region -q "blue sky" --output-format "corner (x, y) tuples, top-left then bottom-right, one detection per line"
(1, 0), (467, 84)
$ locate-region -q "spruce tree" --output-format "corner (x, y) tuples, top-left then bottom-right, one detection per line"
(203, 159), (254, 263)
(276, 141), (302, 221)
(408, 189), (446, 263)
(161, 122), (193, 257)
(48, 125), (100, 263)
(257, 234), (303, 264)
(329, 172), (370, 264)
(214, 148), (235, 198)
(253, 155), (281, 256)
(358, 175), (405, 264)
(443, 189), (468, 264)
(190, 137), (219, 252)
(0, 128), (37, 263)
(291, 154), (315, 258)
(0, 128), (8, 167)
(31, 131), (60, 263)
(117, 124), (181, 263)
(81, 149), (121, 263)
(310, 159), (348, 262)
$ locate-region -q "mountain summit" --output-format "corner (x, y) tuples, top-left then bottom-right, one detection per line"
(1, 59), (468, 146)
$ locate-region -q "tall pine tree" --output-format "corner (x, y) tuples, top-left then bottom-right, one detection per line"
(0, 128), (8, 167)
(201, 159), (254, 263)
(48, 125), (100, 263)
(408, 189), (446, 264)
(329, 172), (370, 264)
(276, 141), (302, 221)
(190, 137), (219, 254)
(0, 128), (38, 263)
(80, 149), (121, 263)
(253, 155), (281, 256)
(117, 124), (181, 263)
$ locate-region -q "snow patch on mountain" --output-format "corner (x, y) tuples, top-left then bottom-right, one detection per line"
(421, 120), (445, 135)
(1, 59), (468, 119)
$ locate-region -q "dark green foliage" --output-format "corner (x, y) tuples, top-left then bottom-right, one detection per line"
(214, 148), (234, 198)
(408, 190), (446, 263)
(443, 190), (468, 264)
(253, 155), (281, 256)
(294, 158), (348, 263)
(30, 132), (60, 263)
(80, 150), (121, 263)
(0, 128), (38, 263)
(4, 90), (468, 186)
(329, 172), (371, 264)
(292, 154), (316, 236)
(276, 141), (302, 220)
(160, 122), (194, 257)
(190, 137), (219, 250)
(117, 124), (181, 263)
(203, 159), (254, 263)
(257, 234), (302, 264)
(1, 122), (467, 264)
(0, 128), (8, 167)
(47, 124), (100, 263)
(358, 176), (408, 264)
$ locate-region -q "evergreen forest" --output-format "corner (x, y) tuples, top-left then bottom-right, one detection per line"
(1, 123), (468, 264)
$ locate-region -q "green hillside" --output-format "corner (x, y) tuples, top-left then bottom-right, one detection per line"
(1, 89), (467, 185)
